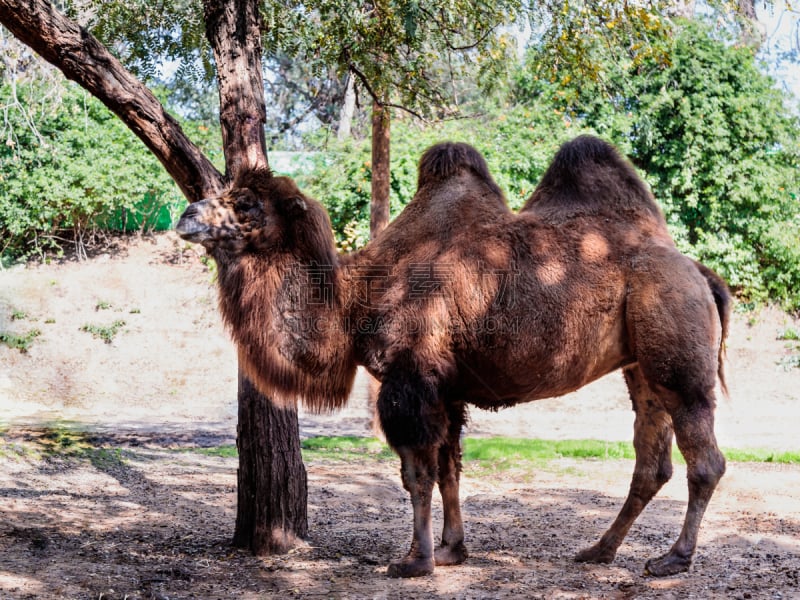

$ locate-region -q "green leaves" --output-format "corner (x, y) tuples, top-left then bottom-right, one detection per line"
(0, 81), (184, 260)
(264, 0), (522, 119)
(625, 23), (800, 309)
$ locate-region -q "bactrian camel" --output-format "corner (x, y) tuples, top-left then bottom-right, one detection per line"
(176, 135), (730, 578)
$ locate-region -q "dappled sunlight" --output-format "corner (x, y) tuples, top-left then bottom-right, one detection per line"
(1, 434), (799, 597)
(0, 571), (45, 598)
(534, 259), (566, 286)
(580, 231), (610, 262)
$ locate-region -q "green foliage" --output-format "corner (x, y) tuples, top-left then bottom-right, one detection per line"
(80, 320), (126, 344)
(624, 23), (800, 310)
(70, 0), (210, 86)
(0, 81), (186, 260)
(513, 21), (800, 310)
(265, 0), (522, 119)
(0, 329), (41, 353)
(298, 102), (578, 247)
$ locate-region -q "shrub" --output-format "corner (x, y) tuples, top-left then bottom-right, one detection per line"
(0, 81), (185, 260)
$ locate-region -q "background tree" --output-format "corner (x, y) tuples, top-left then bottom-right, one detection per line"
(268, 0), (523, 236)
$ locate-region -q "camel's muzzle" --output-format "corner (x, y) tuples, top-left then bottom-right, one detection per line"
(176, 203), (211, 243)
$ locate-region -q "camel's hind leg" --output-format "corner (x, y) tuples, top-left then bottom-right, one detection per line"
(435, 403), (468, 566)
(617, 249), (727, 575)
(576, 365), (674, 564)
(644, 389), (725, 576)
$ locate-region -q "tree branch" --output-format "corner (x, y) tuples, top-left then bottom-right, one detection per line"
(348, 63), (428, 121)
(0, 0), (224, 202)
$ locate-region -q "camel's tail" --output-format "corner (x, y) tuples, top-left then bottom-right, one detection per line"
(695, 260), (732, 397)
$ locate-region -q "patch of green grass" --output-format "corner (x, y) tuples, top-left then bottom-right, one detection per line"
(294, 436), (800, 467)
(80, 320), (126, 343)
(777, 327), (800, 341)
(0, 329), (41, 353)
(10, 309), (28, 320)
(723, 447), (800, 463)
(193, 445), (238, 458)
(301, 436), (395, 461)
(2, 423), (128, 469)
(462, 438), (636, 462)
(95, 301), (112, 311)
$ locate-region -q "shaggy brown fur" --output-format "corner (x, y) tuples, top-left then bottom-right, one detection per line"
(176, 135), (731, 579)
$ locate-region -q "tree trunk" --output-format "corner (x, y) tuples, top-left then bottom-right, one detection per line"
(233, 373), (308, 553)
(203, 0), (269, 177)
(337, 73), (356, 141)
(736, 0), (766, 50)
(370, 99), (391, 238)
(203, 0), (308, 555)
(2, 0), (309, 557)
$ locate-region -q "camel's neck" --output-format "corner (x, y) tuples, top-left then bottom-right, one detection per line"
(215, 248), (357, 412)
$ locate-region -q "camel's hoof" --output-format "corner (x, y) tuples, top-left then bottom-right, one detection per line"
(644, 552), (691, 577)
(435, 542), (468, 566)
(386, 556), (434, 578)
(575, 543), (616, 564)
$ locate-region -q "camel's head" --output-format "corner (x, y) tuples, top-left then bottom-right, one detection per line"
(176, 171), (310, 255)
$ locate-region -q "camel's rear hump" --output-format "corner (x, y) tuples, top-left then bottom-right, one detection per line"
(523, 135), (664, 223)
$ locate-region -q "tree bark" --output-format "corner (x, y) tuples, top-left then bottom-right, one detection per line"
(203, 0), (308, 555)
(337, 73), (356, 141)
(370, 99), (391, 238)
(736, 0), (766, 50)
(203, 0), (269, 177)
(233, 374), (308, 553)
(2, 0), (309, 557)
(0, 0), (223, 202)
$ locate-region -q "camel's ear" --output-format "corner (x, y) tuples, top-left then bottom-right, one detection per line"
(286, 196), (308, 213)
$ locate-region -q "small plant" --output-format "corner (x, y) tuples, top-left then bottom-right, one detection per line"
(0, 329), (41, 353)
(10, 309), (27, 321)
(95, 301), (112, 311)
(777, 327), (800, 341)
(44, 318), (56, 324)
(129, 308), (141, 314)
(80, 320), (126, 344)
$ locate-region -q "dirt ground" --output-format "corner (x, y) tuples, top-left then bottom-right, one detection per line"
(1, 232), (800, 599)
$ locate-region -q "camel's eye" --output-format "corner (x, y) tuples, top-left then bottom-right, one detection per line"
(235, 197), (257, 212)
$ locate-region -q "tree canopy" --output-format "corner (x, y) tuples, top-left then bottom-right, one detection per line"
(1, 0), (798, 306)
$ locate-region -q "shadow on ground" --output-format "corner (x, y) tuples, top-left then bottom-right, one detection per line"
(0, 429), (798, 599)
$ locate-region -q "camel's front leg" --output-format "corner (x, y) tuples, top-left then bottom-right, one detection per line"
(376, 355), (447, 577)
(388, 446), (437, 578)
(435, 412), (468, 566)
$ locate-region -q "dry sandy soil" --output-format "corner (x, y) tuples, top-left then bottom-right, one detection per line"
(1, 232), (799, 599)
